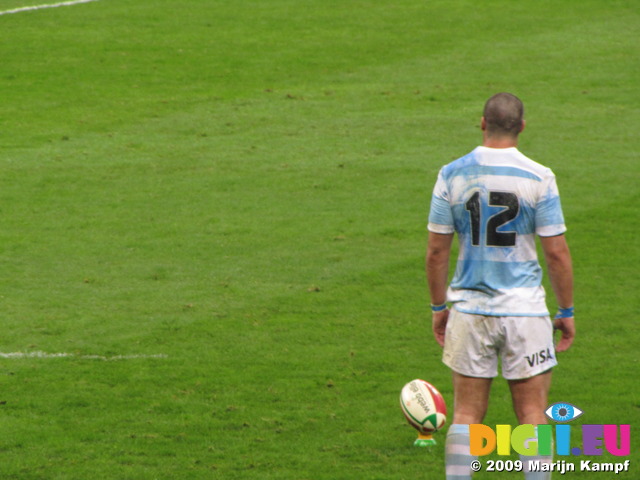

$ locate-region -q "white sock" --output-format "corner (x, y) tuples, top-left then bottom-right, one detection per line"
(520, 454), (553, 479)
(520, 429), (553, 480)
(445, 424), (476, 479)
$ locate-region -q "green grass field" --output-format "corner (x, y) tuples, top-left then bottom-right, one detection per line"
(0, 0), (638, 478)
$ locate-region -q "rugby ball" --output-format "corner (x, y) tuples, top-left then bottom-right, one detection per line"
(400, 379), (447, 434)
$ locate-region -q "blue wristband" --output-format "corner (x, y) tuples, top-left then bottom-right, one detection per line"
(555, 306), (574, 319)
(431, 303), (447, 312)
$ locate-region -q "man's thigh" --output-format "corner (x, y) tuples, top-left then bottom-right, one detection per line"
(451, 372), (493, 424)
(443, 309), (501, 378)
(508, 370), (552, 424)
(501, 316), (557, 380)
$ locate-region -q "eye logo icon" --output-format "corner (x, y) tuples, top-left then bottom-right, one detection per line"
(545, 402), (583, 422)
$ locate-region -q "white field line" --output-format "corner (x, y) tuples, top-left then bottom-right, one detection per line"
(0, 0), (99, 16)
(0, 351), (167, 361)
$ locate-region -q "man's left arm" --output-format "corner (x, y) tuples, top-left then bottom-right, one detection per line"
(540, 234), (575, 352)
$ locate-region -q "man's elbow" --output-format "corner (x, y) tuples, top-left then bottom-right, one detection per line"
(541, 236), (572, 268)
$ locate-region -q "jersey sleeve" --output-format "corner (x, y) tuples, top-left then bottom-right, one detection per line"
(428, 170), (455, 234)
(535, 172), (567, 237)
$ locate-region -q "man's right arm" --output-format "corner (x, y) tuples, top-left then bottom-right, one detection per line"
(427, 231), (454, 347)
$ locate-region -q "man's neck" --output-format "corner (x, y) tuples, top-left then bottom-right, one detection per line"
(482, 135), (519, 149)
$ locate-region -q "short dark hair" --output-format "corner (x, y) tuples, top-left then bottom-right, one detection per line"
(483, 93), (524, 137)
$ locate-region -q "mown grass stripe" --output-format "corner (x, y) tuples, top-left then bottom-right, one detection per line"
(0, 0), (98, 16)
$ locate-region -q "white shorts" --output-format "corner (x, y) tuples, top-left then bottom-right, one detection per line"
(442, 308), (557, 380)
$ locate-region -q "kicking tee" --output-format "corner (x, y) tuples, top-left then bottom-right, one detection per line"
(428, 146), (566, 316)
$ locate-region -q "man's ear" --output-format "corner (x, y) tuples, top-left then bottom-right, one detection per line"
(480, 116), (487, 131)
(520, 119), (526, 133)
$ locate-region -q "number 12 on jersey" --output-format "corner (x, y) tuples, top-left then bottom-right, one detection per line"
(465, 191), (520, 247)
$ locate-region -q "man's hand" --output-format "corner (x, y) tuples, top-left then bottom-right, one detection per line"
(432, 309), (450, 348)
(554, 316), (575, 352)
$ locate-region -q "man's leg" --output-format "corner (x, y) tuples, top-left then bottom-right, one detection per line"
(446, 372), (492, 480)
(509, 370), (553, 479)
(509, 370), (551, 425)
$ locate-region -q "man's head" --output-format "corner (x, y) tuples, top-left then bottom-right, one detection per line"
(481, 92), (525, 140)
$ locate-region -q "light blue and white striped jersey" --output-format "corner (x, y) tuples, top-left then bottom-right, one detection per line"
(428, 146), (566, 316)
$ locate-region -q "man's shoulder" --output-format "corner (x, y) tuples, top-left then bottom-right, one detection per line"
(442, 146), (555, 182)
(506, 148), (555, 177)
(440, 148), (481, 177)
